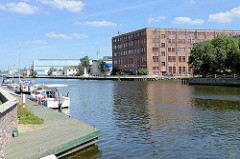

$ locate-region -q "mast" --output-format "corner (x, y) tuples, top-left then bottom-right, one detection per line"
(18, 46), (20, 81)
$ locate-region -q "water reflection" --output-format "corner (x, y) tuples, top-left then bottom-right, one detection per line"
(63, 145), (102, 159)
(13, 78), (240, 158)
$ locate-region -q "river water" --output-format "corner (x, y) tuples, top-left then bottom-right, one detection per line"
(13, 78), (240, 158)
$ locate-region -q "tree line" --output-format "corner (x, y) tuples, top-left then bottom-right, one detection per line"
(188, 35), (240, 75)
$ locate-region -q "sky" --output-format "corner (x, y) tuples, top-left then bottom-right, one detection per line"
(0, 0), (240, 69)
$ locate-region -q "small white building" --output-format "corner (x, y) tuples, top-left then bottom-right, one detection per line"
(63, 66), (78, 76)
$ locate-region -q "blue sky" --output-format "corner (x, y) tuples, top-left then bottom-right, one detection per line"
(0, 0), (240, 69)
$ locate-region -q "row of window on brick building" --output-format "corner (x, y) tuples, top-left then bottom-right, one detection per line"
(153, 56), (189, 62)
(113, 56), (147, 66)
(113, 38), (146, 50)
(153, 47), (190, 53)
(152, 38), (207, 44)
(153, 66), (193, 74)
(113, 47), (146, 56)
(112, 31), (146, 43)
(153, 31), (232, 36)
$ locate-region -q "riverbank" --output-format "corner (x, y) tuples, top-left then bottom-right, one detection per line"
(4, 99), (101, 159)
(188, 78), (240, 86)
(4, 75), (193, 81)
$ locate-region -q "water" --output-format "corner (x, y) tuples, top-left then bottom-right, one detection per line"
(9, 78), (240, 158)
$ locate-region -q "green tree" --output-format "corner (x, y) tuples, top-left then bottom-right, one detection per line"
(98, 60), (110, 75)
(77, 56), (90, 76)
(33, 71), (37, 77)
(47, 67), (57, 75)
(189, 35), (240, 75)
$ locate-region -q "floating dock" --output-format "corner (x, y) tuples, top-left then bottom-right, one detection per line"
(4, 99), (101, 159)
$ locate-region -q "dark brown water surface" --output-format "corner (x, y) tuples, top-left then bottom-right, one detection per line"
(32, 79), (240, 158)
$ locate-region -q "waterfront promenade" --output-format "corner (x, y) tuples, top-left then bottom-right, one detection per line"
(4, 99), (101, 159)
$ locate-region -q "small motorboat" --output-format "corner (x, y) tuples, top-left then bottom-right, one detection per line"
(15, 80), (36, 94)
(1, 78), (14, 87)
(30, 84), (70, 109)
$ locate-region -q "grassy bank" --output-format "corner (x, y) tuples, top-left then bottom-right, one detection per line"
(17, 103), (43, 125)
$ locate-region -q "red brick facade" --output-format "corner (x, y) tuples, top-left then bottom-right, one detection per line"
(112, 28), (240, 76)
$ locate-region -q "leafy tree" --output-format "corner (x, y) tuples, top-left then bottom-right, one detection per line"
(98, 60), (110, 75)
(76, 65), (84, 76)
(47, 67), (57, 75)
(189, 35), (240, 75)
(77, 56), (90, 76)
(33, 71), (37, 77)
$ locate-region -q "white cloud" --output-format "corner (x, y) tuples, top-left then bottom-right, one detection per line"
(45, 32), (88, 39)
(72, 33), (88, 39)
(0, 2), (39, 14)
(173, 17), (205, 25)
(37, 0), (84, 12)
(26, 40), (48, 45)
(208, 6), (240, 23)
(74, 21), (117, 27)
(147, 16), (166, 23)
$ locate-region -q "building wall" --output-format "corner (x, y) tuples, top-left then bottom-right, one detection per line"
(112, 28), (240, 76)
(33, 59), (80, 76)
(0, 89), (18, 158)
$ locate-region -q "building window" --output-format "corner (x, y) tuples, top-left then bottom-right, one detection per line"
(172, 39), (175, 44)
(172, 48), (175, 52)
(161, 34), (165, 39)
(178, 56), (182, 62)
(173, 66), (176, 74)
(172, 56), (176, 62)
(168, 39), (171, 43)
(177, 39), (185, 44)
(172, 31), (176, 35)
(152, 38), (158, 43)
(168, 31), (171, 35)
(153, 67), (159, 70)
(161, 62), (165, 67)
(179, 67), (182, 74)
(188, 67), (191, 73)
(182, 56), (185, 62)
(168, 48), (171, 52)
(153, 56), (159, 62)
(161, 51), (165, 56)
(178, 47), (185, 52)
(168, 56), (172, 62)
(169, 66), (172, 73)
(161, 43), (165, 48)
(183, 66), (186, 73)
(152, 31), (156, 35)
(153, 47), (159, 52)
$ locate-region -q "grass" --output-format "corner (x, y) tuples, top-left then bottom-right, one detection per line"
(17, 103), (44, 125)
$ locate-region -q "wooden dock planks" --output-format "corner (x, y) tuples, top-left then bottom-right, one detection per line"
(4, 99), (101, 159)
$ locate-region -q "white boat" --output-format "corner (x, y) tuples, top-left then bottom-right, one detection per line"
(31, 84), (70, 109)
(15, 80), (36, 94)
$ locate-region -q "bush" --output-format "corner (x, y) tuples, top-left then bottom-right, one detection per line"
(17, 103), (43, 125)
(137, 69), (148, 75)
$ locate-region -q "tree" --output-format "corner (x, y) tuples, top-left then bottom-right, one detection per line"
(33, 71), (37, 77)
(98, 60), (110, 75)
(47, 67), (57, 75)
(77, 56), (90, 76)
(188, 35), (240, 75)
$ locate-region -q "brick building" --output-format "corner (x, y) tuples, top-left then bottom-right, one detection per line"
(112, 28), (240, 76)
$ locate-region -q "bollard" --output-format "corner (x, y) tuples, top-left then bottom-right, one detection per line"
(23, 94), (26, 108)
